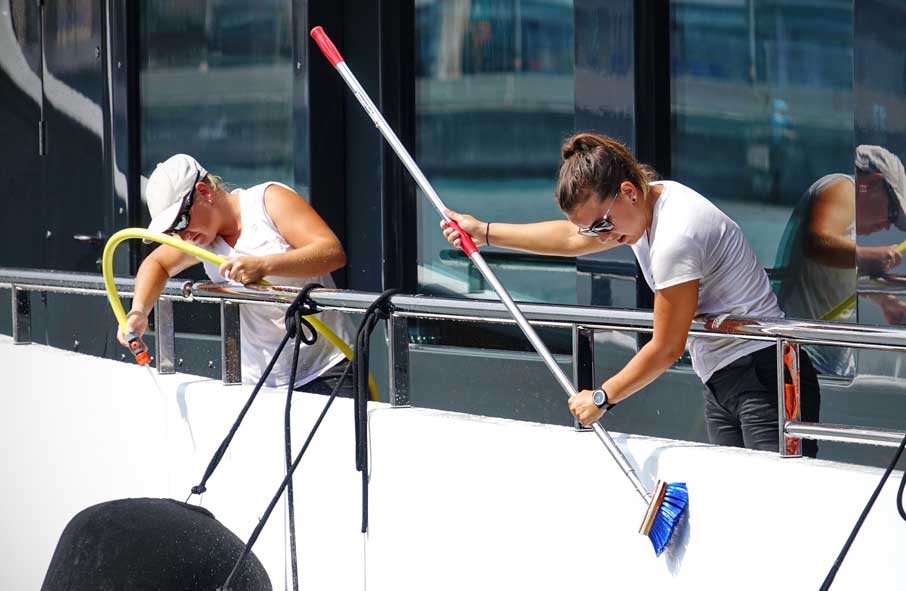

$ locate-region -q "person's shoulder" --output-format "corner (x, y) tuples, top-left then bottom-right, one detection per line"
(259, 182), (305, 207)
(658, 180), (713, 207)
(807, 173), (852, 195)
(654, 181), (720, 226)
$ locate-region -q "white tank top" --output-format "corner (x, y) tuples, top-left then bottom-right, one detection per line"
(776, 173), (856, 375)
(200, 182), (356, 388)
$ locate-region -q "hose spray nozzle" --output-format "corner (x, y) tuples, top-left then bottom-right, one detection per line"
(125, 332), (151, 366)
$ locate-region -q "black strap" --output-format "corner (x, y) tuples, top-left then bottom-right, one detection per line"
(218, 286), (398, 591)
(188, 330), (292, 497)
(188, 284), (323, 498)
(281, 283), (323, 591)
(820, 430), (906, 589)
(353, 289), (399, 533)
(219, 361), (353, 591)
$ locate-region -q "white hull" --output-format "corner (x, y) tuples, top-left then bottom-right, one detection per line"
(2, 335), (904, 590)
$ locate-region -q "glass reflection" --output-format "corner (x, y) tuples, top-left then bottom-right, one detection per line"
(415, 0), (575, 304)
(140, 0), (296, 336)
(672, 0), (856, 377)
(140, 0), (296, 206)
(671, 0), (854, 267)
(775, 146), (906, 376)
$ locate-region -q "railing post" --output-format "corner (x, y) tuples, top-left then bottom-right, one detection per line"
(778, 339), (802, 458)
(388, 313), (411, 407)
(572, 325), (595, 431)
(154, 299), (176, 374)
(12, 286), (31, 345)
(221, 301), (242, 385)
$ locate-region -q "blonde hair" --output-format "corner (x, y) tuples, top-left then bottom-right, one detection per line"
(555, 132), (658, 212)
(203, 173), (226, 193)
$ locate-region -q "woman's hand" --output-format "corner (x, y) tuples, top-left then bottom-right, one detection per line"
(117, 309), (148, 347)
(441, 209), (487, 248)
(219, 256), (269, 284)
(857, 245), (902, 276)
(568, 389), (607, 427)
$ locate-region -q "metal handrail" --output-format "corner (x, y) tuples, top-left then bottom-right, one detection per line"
(194, 281), (906, 351)
(0, 268), (206, 302)
(3, 266), (904, 453)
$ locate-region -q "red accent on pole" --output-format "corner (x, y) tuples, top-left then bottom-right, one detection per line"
(447, 220), (478, 257)
(310, 26), (344, 67)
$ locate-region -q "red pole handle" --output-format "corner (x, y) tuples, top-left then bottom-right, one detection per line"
(445, 220), (478, 257)
(310, 26), (344, 67)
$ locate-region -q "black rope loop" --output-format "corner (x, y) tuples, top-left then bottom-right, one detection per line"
(284, 283), (323, 343)
(353, 288), (400, 534)
(284, 310), (318, 345)
(286, 282), (323, 318)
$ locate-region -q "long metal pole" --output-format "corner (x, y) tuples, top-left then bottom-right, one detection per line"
(311, 27), (650, 502)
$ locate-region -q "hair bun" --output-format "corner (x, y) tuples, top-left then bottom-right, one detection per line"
(562, 139), (588, 160)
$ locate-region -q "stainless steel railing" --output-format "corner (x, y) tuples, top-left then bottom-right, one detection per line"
(2, 266), (904, 455)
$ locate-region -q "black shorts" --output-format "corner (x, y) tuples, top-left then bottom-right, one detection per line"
(296, 359), (356, 398)
(704, 346), (820, 457)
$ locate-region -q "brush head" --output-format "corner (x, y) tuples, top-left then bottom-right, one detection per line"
(640, 481), (688, 556)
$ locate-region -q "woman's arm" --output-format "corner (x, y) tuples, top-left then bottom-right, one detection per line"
(569, 279), (699, 426)
(442, 209), (616, 257)
(805, 177), (856, 268)
(120, 245), (198, 345)
(808, 178), (902, 274)
(218, 184), (346, 283)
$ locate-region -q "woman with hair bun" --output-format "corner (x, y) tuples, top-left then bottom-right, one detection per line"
(442, 132), (820, 455)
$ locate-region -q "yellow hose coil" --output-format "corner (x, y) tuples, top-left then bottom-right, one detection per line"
(102, 228), (378, 400)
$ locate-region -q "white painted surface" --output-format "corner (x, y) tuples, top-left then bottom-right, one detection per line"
(1, 335), (904, 590)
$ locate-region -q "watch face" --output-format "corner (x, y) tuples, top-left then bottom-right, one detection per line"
(593, 389), (606, 406)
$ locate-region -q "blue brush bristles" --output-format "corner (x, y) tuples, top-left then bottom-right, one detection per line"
(648, 482), (689, 556)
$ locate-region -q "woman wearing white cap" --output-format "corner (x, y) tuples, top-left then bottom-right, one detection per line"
(118, 153), (355, 392)
(776, 144), (906, 376)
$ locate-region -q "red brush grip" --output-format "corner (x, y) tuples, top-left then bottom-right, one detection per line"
(447, 220), (478, 256)
(310, 26), (344, 67)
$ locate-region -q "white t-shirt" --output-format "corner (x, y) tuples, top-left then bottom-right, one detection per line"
(630, 181), (782, 382)
(200, 182), (355, 388)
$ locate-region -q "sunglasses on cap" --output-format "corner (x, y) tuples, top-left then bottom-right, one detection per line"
(576, 193), (618, 237)
(168, 169), (201, 234)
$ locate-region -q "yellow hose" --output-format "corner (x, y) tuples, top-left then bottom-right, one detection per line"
(102, 228), (379, 400)
(821, 240), (906, 321)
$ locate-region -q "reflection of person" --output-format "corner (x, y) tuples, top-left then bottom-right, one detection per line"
(118, 154), (355, 392)
(776, 145), (906, 374)
(442, 132), (820, 455)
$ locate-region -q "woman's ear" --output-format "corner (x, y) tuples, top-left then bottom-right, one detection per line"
(196, 182), (214, 203)
(620, 181), (637, 202)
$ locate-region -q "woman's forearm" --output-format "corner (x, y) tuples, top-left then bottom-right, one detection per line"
(262, 240), (346, 278)
(806, 233), (855, 268)
(601, 341), (683, 403)
(488, 220), (608, 256)
(130, 259), (171, 316)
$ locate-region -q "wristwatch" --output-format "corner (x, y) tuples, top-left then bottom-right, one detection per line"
(592, 388), (616, 411)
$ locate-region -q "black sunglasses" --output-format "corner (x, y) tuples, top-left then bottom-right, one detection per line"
(168, 170), (201, 234)
(577, 217), (616, 237)
(887, 187), (900, 226)
(576, 193), (619, 237)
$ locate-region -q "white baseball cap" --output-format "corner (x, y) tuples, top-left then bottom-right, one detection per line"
(145, 154), (208, 236)
(855, 145), (906, 229)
